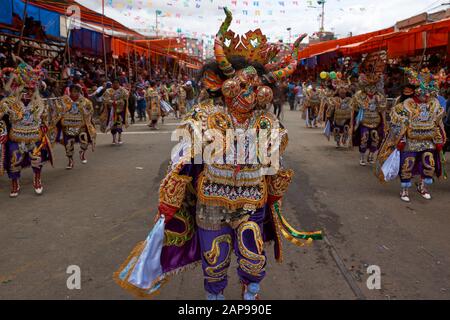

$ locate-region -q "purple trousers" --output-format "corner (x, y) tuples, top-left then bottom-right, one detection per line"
(359, 125), (381, 154)
(198, 207), (267, 295)
(111, 110), (126, 135)
(6, 140), (47, 180)
(400, 150), (436, 187)
(332, 121), (351, 144)
(63, 129), (89, 159)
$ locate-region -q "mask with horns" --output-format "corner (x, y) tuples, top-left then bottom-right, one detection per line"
(203, 7), (306, 114)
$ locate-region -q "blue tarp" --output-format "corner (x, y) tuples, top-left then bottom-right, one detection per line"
(0, 0), (13, 25)
(302, 56), (318, 69)
(0, 0), (61, 37)
(70, 28), (111, 56)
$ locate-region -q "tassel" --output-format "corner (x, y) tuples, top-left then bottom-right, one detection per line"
(273, 202), (322, 243)
(440, 151), (447, 179)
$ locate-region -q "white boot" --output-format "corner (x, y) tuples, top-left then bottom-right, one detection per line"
(33, 172), (43, 195)
(400, 188), (410, 202)
(368, 152), (376, 164)
(417, 181), (431, 200)
(359, 153), (367, 166)
(80, 151), (88, 164)
(9, 179), (20, 198)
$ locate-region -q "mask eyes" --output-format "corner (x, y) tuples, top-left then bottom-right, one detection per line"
(222, 79), (240, 98)
(256, 86), (273, 105)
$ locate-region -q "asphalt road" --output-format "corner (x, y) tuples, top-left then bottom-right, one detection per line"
(1, 108), (449, 300)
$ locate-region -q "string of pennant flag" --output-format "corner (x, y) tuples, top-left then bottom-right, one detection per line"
(96, 0), (369, 58)
(103, 0), (321, 37)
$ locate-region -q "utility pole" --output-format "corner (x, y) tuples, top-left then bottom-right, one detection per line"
(317, 0), (326, 32)
(17, 0), (29, 56)
(287, 27), (292, 44)
(155, 11), (159, 37)
(102, 0), (108, 77)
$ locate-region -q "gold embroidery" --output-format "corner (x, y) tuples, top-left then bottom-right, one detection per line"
(267, 169), (294, 197)
(204, 234), (232, 278)
(280, 129), (289, 155)
(207, 112), (232, 132)
(422, 152), (435, 177)
(204, 164), (264, 186)
(237, 221), (266, 276)
(400, 156), (415, 180)
(10, 149), (21, 173)
(164, 208), (195, 247)
(361, 130), (369, 147)
(159, 171), (193, 208)
(197, 172), (268, 210)
(269, 203), (283, 263)
(371, 129), (380, 147)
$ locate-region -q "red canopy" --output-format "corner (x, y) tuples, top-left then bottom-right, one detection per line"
(111, 38), (202, 69)
(342, 18), (450, 57)
(298, 27), (394, 60)
(300, 18), (450, 60)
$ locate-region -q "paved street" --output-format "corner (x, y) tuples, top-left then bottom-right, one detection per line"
(1, 108), (449, 300)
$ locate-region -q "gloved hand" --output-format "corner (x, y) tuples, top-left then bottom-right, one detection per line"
(158, 202), (178, 223)
(436, 143), (443, 152)
(267, 195), (282, 207)
(40, 125), (48, 135)
(396, 140), (406, 151)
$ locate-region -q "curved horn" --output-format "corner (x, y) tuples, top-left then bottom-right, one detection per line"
(263, 33), (306, 84)
(214, 7), (235, 78)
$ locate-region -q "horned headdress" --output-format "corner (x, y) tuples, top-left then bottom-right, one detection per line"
(205, 7), (306, 91)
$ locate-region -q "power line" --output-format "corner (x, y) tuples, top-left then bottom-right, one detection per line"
(414, 0), (441, 15)
(428, 2), (450, 11)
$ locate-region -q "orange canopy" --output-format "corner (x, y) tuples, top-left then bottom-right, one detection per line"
(341, 18), (450, 57)
(304, 18), (450, 59)
(298, 27), (394, 60)
(133, 38), (184, 50)
(111, 38), (202, 69)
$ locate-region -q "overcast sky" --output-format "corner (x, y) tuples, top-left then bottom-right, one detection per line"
(77, 0), (444, 42)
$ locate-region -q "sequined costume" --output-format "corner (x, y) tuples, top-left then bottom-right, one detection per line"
(55, 94), (96, 168)
(351, 54), (388, 165)
(145, 86), (161, 129)
(114, 8), (321, 300)
(0, 58), (53, 197)
(351, 78), (387, 165)
(375, 68), (447, 202)
(302, 85), (321, 128)
(319, 84), (335, 124)
(326, 95), (353, 147)
(101, 85), (129, 143)
(177, 85), (187, 117)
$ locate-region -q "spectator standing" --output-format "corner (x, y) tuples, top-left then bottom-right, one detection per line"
(184, 81), (196, 112)
(287, 80), (296, 111)
(128, 84), (137, 124)
(135, 84), (147, 122)
(294, 82), (304, 110)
